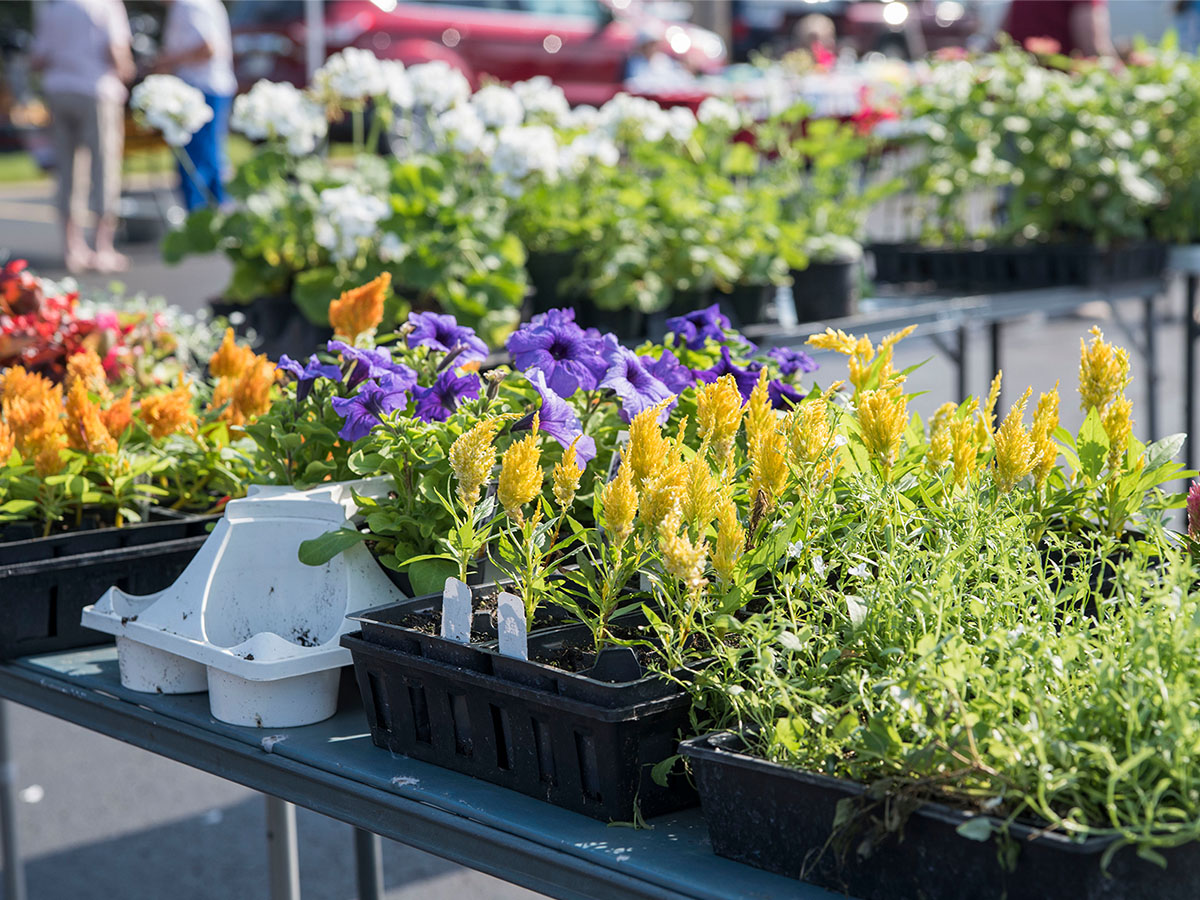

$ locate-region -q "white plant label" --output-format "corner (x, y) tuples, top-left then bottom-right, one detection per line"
(441, 577), (472, 644)
(496, 591), (528, 660)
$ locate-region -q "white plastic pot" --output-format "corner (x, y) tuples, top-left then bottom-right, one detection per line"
(82, 479), (406, 727)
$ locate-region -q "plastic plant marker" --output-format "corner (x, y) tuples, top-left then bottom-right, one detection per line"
(590, 646), (641, 683)
(440, 577), (472, 644)
(496, 592), (528, 660)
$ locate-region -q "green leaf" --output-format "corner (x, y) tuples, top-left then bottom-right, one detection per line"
(1144, 433), (1186, 472)
(297, 528), (367, 566)
(1076, 407), (1109, 481)
(955, 817), (993, 842)
(650, 754), (680, 788)
(409, 556), (456, 597)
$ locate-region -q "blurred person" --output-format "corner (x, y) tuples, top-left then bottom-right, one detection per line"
(1005, 0), (1118, 58)
(31, 0), (134, 273)
(154, 0), (235, 210)
(624, 28), (690, 86)
(793, 14), (838, 68)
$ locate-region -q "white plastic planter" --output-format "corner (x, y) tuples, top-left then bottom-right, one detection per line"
(82, 479), (406, 727)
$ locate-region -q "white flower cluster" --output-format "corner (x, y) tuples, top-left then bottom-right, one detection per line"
(232, 79), (328, 155)
(313, 183), (390, 262)
(558, 132), (620, 174)
(470, 84), (525, 129)
(408, 61), (472, 112)
(596, 93), (672, 142)
(312, 47), (388, 106)
(490, 125), (560, 195)
(697, 96), (742, 131)
(512, 76), (570, 125)
(434, 104), (493, 154)
(130, 75), (213, 147)
(381, 59), (414, 110)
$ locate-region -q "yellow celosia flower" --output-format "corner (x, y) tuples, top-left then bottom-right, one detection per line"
(497, 420), (542, 523)
(65, 380), (117, 455)
(208, 328), (257, 380)
(1031, 386), (1060, 490)
(329, 272), (390, 344)
(925, 402), (956, 474)
(712, 496), (744, 586)
(449, 418), (500, 514)
(641, 459), (685, 534)
(682, 454), (721, 533)
(993, 388), (1034, 493)
(950, 417), (980, 488)
(65, 348), (112, 404)
(1078, 326), (1130, 414)
(101, 389), (133, 440)
(601, 463), (638, 550)
(807, 325), (915, 392)
(857, 378), (908, 475)
(626, 399), (672, 488)
(744, 369), (774, 452)
(659, 509), (709, 595)
(696, 375), (745, 464)
(139, 378), (197, 441)
(980, 371), (1003, 443)
(787, 397), (836, 471)
(750, 420), (788, 513)
(1102, 396), (1133, 475)
(551, 437), (582, 511)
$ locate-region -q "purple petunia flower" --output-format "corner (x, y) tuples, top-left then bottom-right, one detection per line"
(277, 354), (343, 403)
(412, 369), (482, 423)
(665, 304), (731, 351)
(695, 347), (762, 402)
(406, 312), (488, 363)
(768, 380), (805, 410)
(327, 340), (418, 392)
(331, 379), (410, 441)
(506, 308), (609, 397)
(641, 348), (695, 394)
(768, 346), (819, 376)
(600, 346), (676, 424)
(516, 369), (596, 468)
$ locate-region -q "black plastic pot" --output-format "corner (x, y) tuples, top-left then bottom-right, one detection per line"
(0, 513), (218, 659)
(790, 260), (861, 321)
(525, 250), (583, 316)
(209, 295), (332, 362)
(680, 732), (1200, 900)
(713, 283), (774, 329)
(342, 629), (695, 820)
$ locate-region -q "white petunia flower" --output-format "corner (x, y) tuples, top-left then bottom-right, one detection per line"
(378, 231), (409, 263)
(697, 96), (741, 130)
(131, 75), (213, 146)
(512, 76), (570, 125)
(434, 104), (489, 154)
(470, 84), (525, 129)
(408, 61), (471, 112)
(312, 47), (388, 106)
(558, 132), (619, 174)
(231, 79), (327, 155)
(380, 60), (414, 110)
(490, 124), (559, 195)
(314, 183), (389, 262)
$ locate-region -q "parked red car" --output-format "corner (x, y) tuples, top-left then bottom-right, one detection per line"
(231, 0), (726, 107)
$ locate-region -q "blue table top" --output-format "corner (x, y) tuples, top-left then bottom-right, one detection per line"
(7, 647), (841, 900)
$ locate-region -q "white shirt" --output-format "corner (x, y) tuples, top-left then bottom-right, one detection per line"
(33, 0), (131, 103)
(162, 0), (237, 97)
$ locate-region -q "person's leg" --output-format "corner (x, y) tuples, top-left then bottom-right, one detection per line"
(207, 93), (232, 206)
(47, 93), (93, 272)
(91, 97), (128, 272)
(177, 94), (221, 211)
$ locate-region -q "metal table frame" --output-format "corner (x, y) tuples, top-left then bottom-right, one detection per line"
(749, 277), (1166, 441)
(0, 648), (836, 900)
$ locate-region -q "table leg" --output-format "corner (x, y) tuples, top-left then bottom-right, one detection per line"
(354, 828), (384, 900)
(266, 795), (301, 900)
(0, 702), (26, 900)
(989, 321), (1002, 410)
(1187, 275), (1198, 471)
(956, 325), (968, 403)
(1143, 294), (1159, 442)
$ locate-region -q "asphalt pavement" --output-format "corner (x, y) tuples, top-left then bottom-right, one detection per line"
(0, 176), (1193, 899)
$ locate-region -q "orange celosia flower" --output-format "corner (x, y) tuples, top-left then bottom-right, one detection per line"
(0, 421), (14, 462)
(0, 366), (65, 458)
(329, 273), (390, 343)
(65, 380), (117, 455)
(208, 328), (257, 379)
(101, 389), (134, 440)
(34, 435), (66, 477)
(139, 378), (197, 440)
(210, 354), (276, 427)
(65, 348), (112, 404)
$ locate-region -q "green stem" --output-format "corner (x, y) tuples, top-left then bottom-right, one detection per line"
(353, 108), (365, 154)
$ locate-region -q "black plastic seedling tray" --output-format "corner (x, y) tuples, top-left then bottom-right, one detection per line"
(342, 631), (695, 821)
(680, 732), (1200, 900)
(0, 514), (217, 659)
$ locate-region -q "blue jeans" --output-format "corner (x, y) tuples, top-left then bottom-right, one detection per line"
(178, 91), (231, 211)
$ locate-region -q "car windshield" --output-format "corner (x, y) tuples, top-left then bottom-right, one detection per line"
(518, 0), (607, 22)
(230, 0), (305, 27)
